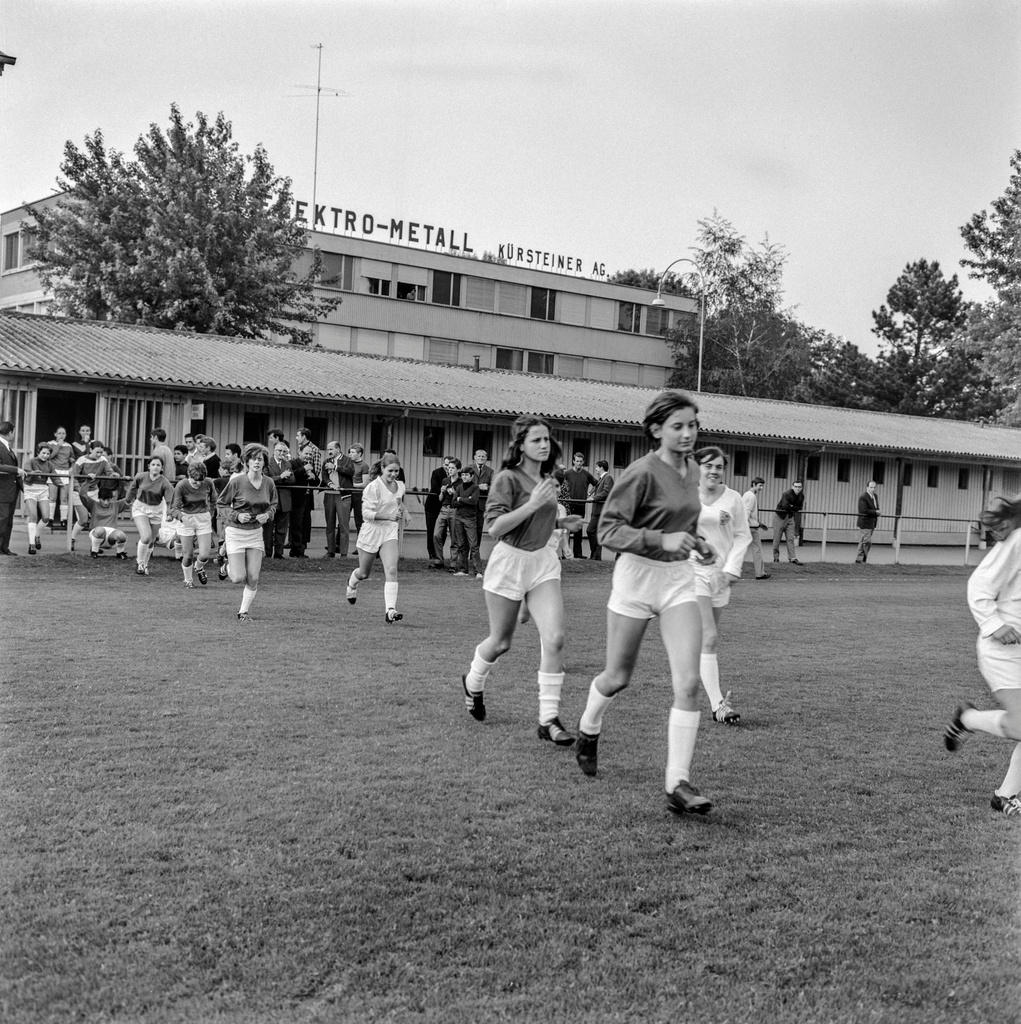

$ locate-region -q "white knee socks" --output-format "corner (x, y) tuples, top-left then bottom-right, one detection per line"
(997, 743), (1021, 797)
(240, 586), (257, 613)
(537, 671), (564, 725)
(961, 707), (1008, 738)
(465, 645), (496, 693)
(700, 653), (723, 711)
(579, 679), (616, 736)
(384, 581), (398, 612)
(665, 707), (701, 793)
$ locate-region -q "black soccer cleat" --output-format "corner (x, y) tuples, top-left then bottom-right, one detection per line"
(575, 730), (599, 776)
(384, 608), (403, 624)
(462, 674), (486, 722)
(667, 780), (713, 816)
(537, 717), (575, 747)
(944, 701), (975, 752)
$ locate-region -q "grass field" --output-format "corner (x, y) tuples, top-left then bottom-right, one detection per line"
(1, 555), (1019, 1024)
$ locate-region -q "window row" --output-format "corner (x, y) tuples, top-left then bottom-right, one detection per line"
(309, 250), (679, 336)
(729, 451), (972, 490)
(2, 227), (37, 273)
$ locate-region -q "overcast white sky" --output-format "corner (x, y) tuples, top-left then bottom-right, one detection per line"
(1, 0), (1018, 355)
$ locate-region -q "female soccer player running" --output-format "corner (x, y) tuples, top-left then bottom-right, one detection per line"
(347, 453), (406, 623)
(575, 390), (717, 815)
(23, 442), (55, 554)
(169, 461), (218, 589)
(458, 415), (582, 746)
(216, 444), (277, 622)
(692, 446), (752, 725)
(944, 495), (1021, 817)
(125, 456), (175, 576)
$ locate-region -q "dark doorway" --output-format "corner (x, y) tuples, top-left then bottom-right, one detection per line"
(36, 388), (97, 447)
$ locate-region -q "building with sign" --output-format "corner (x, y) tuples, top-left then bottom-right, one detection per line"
(1, 195), (696, 389)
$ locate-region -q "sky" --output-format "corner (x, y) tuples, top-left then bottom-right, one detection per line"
(1, 0), (1018, 356)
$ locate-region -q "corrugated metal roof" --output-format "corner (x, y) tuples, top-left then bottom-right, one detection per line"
(1, 311), (1018, 461)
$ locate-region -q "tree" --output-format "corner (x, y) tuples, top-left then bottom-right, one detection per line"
(664, 212), (814, 399)
(869, 258), (1003, 419)
(28, 105), (338, 344)
(793, 333), (882, 410)
(960, 149), (1021, 422)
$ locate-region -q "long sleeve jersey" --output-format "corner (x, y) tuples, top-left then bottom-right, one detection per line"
(597, 452), (701, 562)
(216, 473), (278, 531)
(361, 477), (405, 522)
(125, 472), (176, 508)
(170, 478), (217, 517)
(967, 529), (1021, 637)
(692, 486), (752, 578)
(80, 495), (129, 530)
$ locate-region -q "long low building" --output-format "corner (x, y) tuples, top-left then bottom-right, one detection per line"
(1, 310), (1019, 546)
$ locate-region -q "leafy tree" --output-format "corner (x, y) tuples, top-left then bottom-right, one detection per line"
(28, 105), (338, 344)
(960, 149), (1021, 422)
(793, 333), (882, 410)
(869, 258), (1003, 419)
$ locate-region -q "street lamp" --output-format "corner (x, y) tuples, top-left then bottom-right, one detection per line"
(651, 257), (706, 392)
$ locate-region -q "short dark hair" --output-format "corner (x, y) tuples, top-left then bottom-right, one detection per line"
(0, 420), (14, 437)
(150, 427), (167, 442)
(225, 443), (242, 458)
(268, 428), (285, 442)
(751, 476), (765, 486)
(642, 390), (698, 442)
(296, 427), (311, 441)
(596, 460), (609, 472)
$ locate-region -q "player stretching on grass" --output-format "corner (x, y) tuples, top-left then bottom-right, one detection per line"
(575, 390), (717, 816)
(215, 444), (276, 622)
(692, 446), (752, 725)
(346, 453), (406, 624)
(458, 415), (582, 746)
(945, 495), (1021, 817)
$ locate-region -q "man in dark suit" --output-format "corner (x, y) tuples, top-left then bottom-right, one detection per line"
(855, 481), (880, 564)
(425, 458), (451, 568)
(586, 460), (614, 561)
(264, 440), (308, 558)
(0, 420), (26, 555)
(771, 480), (805, 565)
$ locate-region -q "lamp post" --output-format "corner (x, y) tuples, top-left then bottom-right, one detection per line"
(651, 258), (706, 392)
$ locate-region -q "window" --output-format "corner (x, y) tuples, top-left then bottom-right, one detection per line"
(902, 462), (913, 487)
(733, 450), (749, 477)
(422, 425), (445, 457)
(645, 305), (672, 336)
(366, 277), (391, 296)
(21, 228), (38, 264)
(426, 339), (458, 363)
(837, 458), (851, 483)
(872, 460), (886, 485)
(558, 355), (584, 378)
(527, 352), (554, 375)
(498, 282), (527, 315)
(243, 411), (269, 445)
(617, 302), (641, 333)
(806, 455), (820, 481)
(3, 232), (19, 271)
(958, 467), (969, 490)
(530, 287), (556, 321)
(396, 281), (425, 301)
(303, 417), (328, 449)
(927, 465), (939, 488)
(432, 270), (461, 307)
(495, 348), (523, 371)
(774, 454), (788, 479)
(613, 440), (632, 468)
(465, 276), (496, 311)
(319, 252), (346, 287)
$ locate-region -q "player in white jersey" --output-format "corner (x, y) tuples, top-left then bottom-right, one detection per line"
(691, 447), (752, 725)
(347, 453), (407, 624)
(944, 495), (1021, 817)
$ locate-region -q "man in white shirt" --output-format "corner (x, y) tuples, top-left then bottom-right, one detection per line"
(741, 476), (770, 580)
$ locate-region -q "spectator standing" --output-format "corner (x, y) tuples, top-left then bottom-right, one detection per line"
(71, 424), (92, 457)
(0, 421), (26, 555)
(149, 428), (177, 482)
(741, 476), (770, 579)
(425, 459), (449, 568)
(433, 457), (460, 570)
(563, 452), (597, 558)
(856, 481), (880, 564)
(472, 449), (494, 556)
(771, 480), (805, 565)
(348, 443), (370, 533)
(172, 445), (189, 477)
(586, 460), (614, 561)
(322, 440), (355, 557)
(264, 440), (307, 558)
(452, 465), (482, 577)
(295, 427), (322, 552)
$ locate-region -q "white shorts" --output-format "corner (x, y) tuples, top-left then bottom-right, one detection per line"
(176, 511), (213, 538)
(483, 540), (560, 602)
(23, 483), (49, 503)
(132, 500), (164, 524)
(90, 526), (123, 544)
(357, 520), (399, 553)
(693, 563), (732, 608)
(224, 525), (265, 556)
(977, 636), (1021, 691)
(607, 553), (696, 619)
